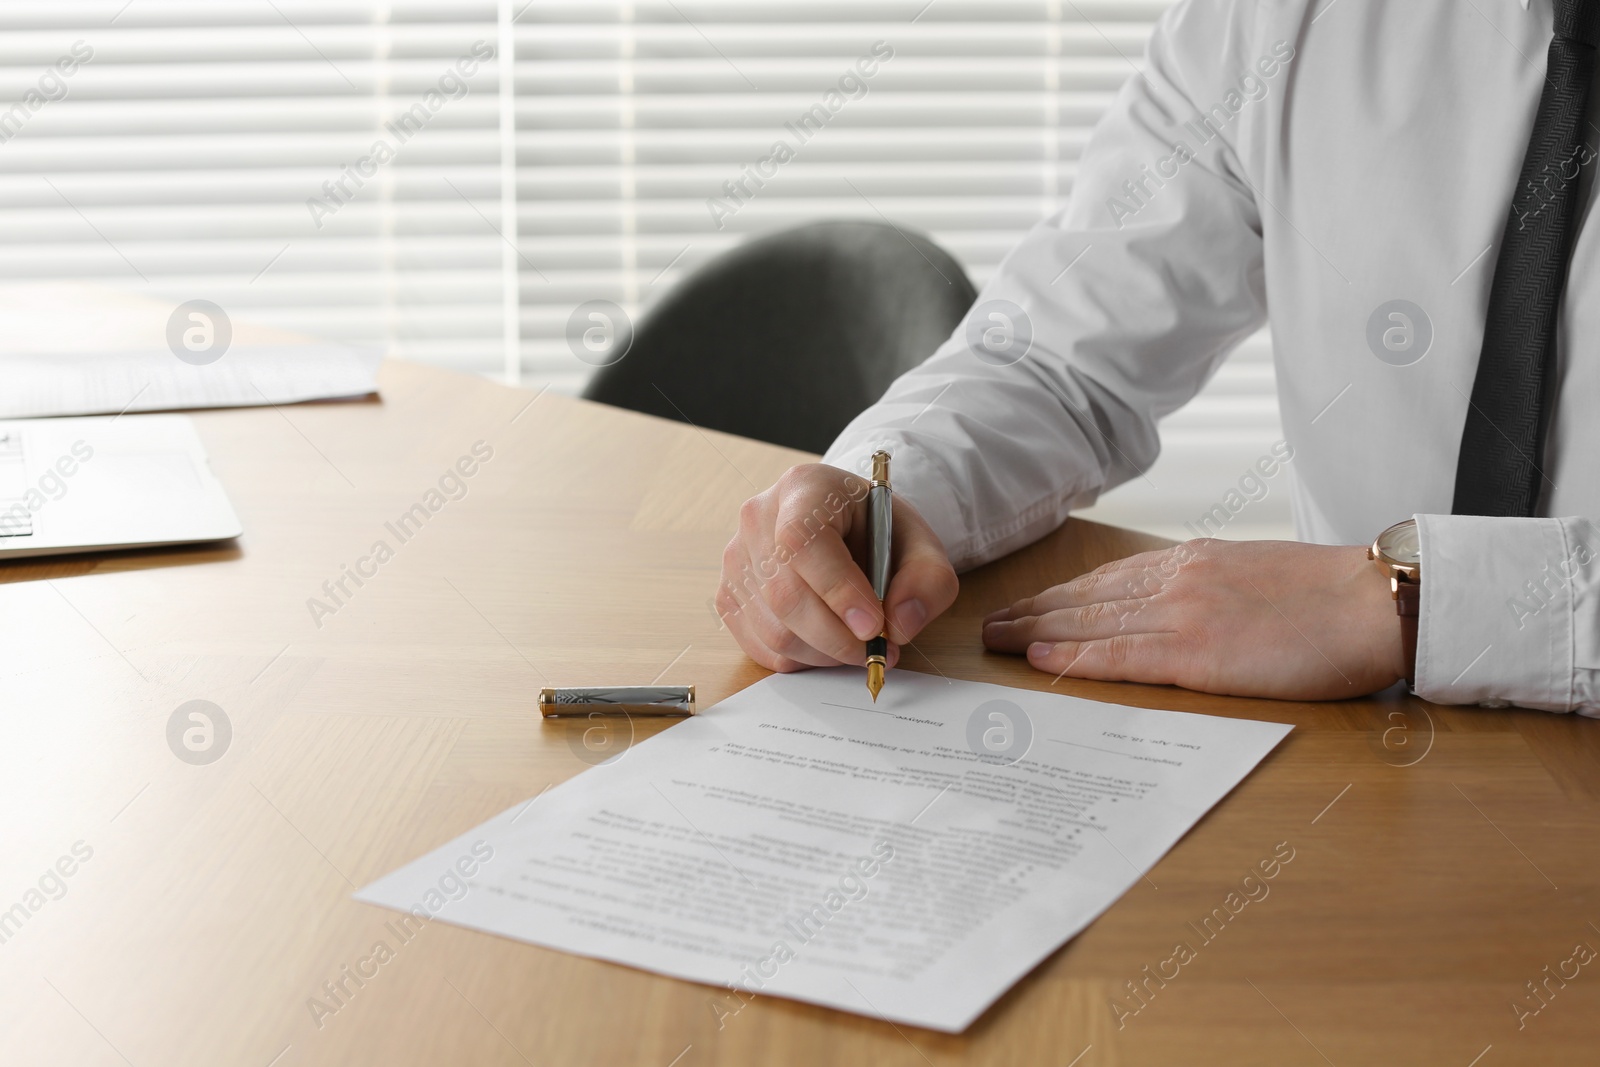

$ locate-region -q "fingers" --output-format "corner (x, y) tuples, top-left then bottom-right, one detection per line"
(775, 499), (884, 643)
(761, 559), (874, 666)
(719, 462), (959, 672)
(982, 544), (1199, 625)
(716, 574), (827, 670)
(982, 569), (1157, 627)
(884, 498), (959, 644)
(982, 597), (1158, 653)
(769, 484), (889, 658)
(717, 574), (901, 674)
(731, 540), (852, 668)
(1024, 632), (1178, 685)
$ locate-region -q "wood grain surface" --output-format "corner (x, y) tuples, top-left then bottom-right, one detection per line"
(2, 361), (1596, 1066)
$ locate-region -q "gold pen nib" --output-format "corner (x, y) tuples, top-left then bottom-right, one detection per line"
(866, 660), (884, 702)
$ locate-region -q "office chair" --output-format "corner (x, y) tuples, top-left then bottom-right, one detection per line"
(581, 219), (977, 454)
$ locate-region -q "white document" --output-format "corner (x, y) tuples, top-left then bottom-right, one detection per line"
(0, 282), (382, 418)
(356, 669), (1292, 1032)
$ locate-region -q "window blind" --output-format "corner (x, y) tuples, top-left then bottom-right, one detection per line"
(526, 0), (1169, 385)
(0, 0), (509, 375)
(524, 0), (1286, 538)
(0, 0), (1288, 539)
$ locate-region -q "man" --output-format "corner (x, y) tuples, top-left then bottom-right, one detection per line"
(716, 0), (1600, 716)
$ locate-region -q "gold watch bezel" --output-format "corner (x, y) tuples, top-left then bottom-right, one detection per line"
(1367, 518), (1421, 586)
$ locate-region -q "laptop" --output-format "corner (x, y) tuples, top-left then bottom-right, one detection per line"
(0, 414), (242, 559)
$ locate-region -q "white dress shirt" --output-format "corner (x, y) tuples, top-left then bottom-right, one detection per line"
(822, 0), (1600, 716)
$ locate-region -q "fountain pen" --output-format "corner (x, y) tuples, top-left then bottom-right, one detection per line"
(865, 450), (892, 701)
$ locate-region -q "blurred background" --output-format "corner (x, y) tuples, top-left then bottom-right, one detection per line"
(0, 0), (1290, 541)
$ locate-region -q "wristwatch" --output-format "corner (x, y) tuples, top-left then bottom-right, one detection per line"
(1368, 518), (1421, 685)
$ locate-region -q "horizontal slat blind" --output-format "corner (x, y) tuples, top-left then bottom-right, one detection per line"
(522, 0), (1170, 386)
(0, 0), (1287, 537)
(525, 0), (1286, 537)
(0, 0), (506, 373)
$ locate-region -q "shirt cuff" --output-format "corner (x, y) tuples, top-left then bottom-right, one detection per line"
(1414, 513), (1599, 716)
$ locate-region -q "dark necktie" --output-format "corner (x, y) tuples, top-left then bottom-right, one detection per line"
(1453, 0), (1600, 516)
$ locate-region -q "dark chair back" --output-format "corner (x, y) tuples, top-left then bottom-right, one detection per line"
(582, 220), (977, 453)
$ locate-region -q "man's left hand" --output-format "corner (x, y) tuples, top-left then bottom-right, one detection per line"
(981, 539), (1408, 700)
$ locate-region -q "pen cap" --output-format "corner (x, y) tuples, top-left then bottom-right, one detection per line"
(539, 685), (696, 718)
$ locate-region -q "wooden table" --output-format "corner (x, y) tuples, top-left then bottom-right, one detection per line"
(3, 361), (1597, 1067)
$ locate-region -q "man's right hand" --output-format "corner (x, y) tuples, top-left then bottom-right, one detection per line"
(716, 463), (960, 673)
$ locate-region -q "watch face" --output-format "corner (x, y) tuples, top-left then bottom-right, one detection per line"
(1376, 519), (1421, 566)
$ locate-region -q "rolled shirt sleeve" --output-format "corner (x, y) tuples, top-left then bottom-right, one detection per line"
(822, 0), (1274, 571)
(1415, 514), (1600, 717)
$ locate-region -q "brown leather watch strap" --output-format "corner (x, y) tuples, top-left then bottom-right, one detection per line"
(1395, 578), (1419, 685)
